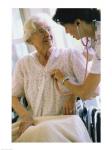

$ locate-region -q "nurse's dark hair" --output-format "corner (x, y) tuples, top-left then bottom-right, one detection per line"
(53, 8), (101, 25)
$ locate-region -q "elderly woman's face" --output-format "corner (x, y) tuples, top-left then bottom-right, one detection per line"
(28, 23), (53, 55)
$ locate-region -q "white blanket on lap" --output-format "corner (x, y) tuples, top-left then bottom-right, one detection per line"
(12, 115), (92, 142)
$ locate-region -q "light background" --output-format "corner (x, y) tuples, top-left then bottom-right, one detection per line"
(0, 0), (112, 149)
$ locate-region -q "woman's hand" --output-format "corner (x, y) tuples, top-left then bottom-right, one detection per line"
(17, 115), (35, 137)
(63, 98), (76, 115)
(51, 69), (64, 82)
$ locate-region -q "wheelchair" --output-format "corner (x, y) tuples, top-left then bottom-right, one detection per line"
(76, 97), (101, 142)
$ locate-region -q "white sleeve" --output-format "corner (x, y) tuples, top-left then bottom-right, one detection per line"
(90, 50), (101, 74)
(70, 50), (87, 84)
(12, 59), (25, 97)
(90, 27), (101, 74)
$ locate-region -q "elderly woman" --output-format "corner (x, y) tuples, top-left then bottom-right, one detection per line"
(12, 14), (91, 142)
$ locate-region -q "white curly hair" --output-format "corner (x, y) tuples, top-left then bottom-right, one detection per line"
(23, 13), (56, 42)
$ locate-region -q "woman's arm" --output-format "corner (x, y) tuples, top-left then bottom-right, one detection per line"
(12, 96), (34, 136)
(51, 70), (100, 100)
(12, 96), (30, 118)
(62, 73), (100, 100)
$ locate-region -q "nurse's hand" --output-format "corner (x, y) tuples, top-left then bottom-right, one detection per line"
(17, 115), (35, 137)
(51, 69), (64, 82)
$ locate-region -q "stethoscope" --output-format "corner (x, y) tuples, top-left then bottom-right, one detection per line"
(76, 24), (90, 81)
(54, 25), (89, 96)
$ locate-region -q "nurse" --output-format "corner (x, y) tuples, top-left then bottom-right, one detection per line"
(52, 8), (101, 99)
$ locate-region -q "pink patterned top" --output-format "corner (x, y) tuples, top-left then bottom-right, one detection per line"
(12, 48), (86, 117)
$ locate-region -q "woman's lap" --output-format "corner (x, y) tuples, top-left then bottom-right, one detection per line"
(13, 115), (92, 142)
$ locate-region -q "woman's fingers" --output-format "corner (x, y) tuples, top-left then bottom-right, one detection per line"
(63, 104), (73, 115)
(65, 106), (69, 115)
(17, 122), (29, 137)
(50, 69), (64, 81)
(17, 119), (34, 137)
(50, 70), (55, 77)
(63, 100), (74, 115)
